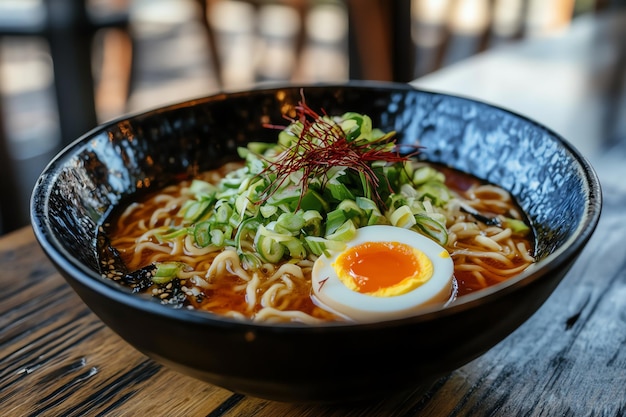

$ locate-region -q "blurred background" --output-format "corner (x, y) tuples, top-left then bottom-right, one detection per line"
(1, 0), (624, 234)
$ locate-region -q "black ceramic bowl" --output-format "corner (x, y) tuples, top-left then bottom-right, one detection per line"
(31, 82), (601, 403)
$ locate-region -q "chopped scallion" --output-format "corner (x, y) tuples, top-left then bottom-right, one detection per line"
(152, 262), (186, 284)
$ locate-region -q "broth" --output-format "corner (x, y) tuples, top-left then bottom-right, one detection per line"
(101, 162), (534, 323)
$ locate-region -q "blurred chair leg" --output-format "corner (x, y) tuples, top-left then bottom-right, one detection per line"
(45, 0), (99, 146)
(198, 0), (224, 88)
(0, 100), (23, 234)
(390, 0), (416, 82)
(347, 0), (415, 82)
(95, 27), (133, 120)
(347, 0), (393, 81)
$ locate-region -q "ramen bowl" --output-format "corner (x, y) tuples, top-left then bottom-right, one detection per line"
(31, 82), (601, 403)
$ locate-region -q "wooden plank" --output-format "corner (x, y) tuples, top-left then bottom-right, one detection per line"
(0, 232), (233, 416)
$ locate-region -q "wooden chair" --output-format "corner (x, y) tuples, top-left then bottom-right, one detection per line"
(0, 100), (21, 234)
(2, 0), (622, 234)
(0, 0), (130, 233)
(346, 0), (572, 82)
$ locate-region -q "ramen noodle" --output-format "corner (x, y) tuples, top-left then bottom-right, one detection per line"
(102, 105), (535, 324)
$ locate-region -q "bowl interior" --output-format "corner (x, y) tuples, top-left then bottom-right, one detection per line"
(31, 82), (601, 317)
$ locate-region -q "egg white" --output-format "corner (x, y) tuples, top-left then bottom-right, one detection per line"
(311, 225), (455, 322)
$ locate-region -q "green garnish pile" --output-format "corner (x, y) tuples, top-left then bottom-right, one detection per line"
(158, 105), (452, 272)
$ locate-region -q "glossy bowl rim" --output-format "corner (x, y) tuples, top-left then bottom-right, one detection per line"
(30, 80), (603, 331)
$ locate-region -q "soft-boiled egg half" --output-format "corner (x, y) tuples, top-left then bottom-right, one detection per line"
(312, 225), (456, 322)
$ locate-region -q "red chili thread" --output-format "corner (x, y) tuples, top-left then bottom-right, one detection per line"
(318, 277), (329, 291)
(257, 97), (420, 208)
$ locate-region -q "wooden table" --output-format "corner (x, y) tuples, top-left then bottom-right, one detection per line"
(2, 10), (626, 417)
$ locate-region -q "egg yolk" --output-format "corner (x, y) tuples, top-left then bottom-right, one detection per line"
(332, 241), (434, 297)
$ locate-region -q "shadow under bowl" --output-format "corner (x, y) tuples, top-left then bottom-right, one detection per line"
(30, 82), (601, 403)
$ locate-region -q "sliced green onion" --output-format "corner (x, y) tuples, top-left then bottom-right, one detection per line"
(387, 193), (408, 211)
(240, 252), (262, 270)
(209, 229), (225, 246)
(367, 211), (387, 226)
(327, 181), (355, 201)
(503, 218), (531, 235)
(299, 189), (328, 212)
(356, 196), (378, 212)
(278, 128), (300, 147)
(237, 146), (249, 159)
(325, 209), (348, 236)
(302, 210), (323, 236)
(246, 142), (274, 155)
(256, 233), (285, 263)
(180, 199), (211, 222)
(413, 214), (448, 246)
(218, 224), (235, 245)
(152, 262), (186, 284)
(234, 218), (260, 252)
(235, 193), (255, 216)
(282, 237), (307, 259)
(267, 187), (301, 208)
(260, 204), (278, 218)
(215, 201), (233, 223)
(194, 221), (212, 247)
(337, 199), (365, 219)
(413, 166), (445, 185)
(325, 219), (356, 242)
(359, 171), (372, 200)
(389, 205), (417, 229)
(158, 227), (189, 241)
(275, 212), (305, 234)
(222, 176), (245, 189)
(189, 179), (217, 199)
(304, 236), (347, 257)
(400, 183), (419, 198)
(416, 182), (452, 206)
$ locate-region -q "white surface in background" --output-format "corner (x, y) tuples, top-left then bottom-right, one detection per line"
(411, 13), (606, 159)
(412, 12), (626, 193)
